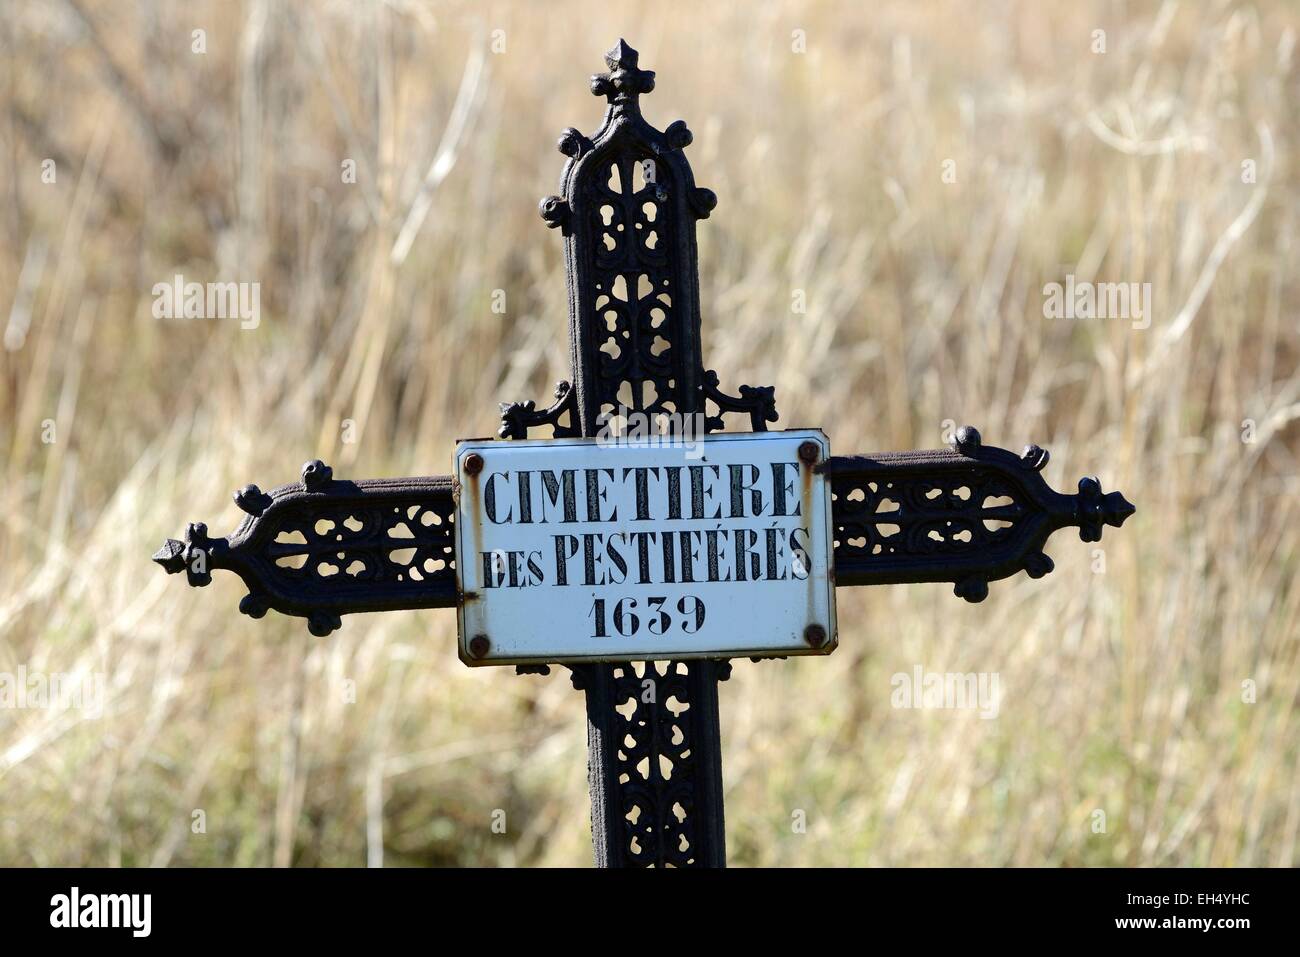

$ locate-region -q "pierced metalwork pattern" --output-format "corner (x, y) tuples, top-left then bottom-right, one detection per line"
(825, 427), (1134, 603)
(154, 463), (456, 636)
(588, 156), (679, 420)
(835, 472), (1024, 556)
(610, 661), (700, 867)
(573, 658), (728, 868)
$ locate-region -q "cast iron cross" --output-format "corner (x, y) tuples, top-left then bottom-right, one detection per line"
(154, 41), (1134, 868)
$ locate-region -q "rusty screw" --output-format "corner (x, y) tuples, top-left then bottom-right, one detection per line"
(798, 441), (820, 465)
(463, 452), (484, 476)
(803, 623), (827, 648)
(468, 634), (491, 659)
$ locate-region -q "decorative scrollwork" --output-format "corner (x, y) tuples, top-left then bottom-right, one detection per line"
(538, 195), (569, 230)
(498, 380), (578, 440)
(701, 369), (779, 433)
(589, 38), (655, 103)
(1075, 474), (1137, 542)
(825, 426), (1134, 601)
(556, 127), (590, 159)
(154, 461), (457, 634)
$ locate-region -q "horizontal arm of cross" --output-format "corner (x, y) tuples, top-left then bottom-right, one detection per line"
(153, 427), (1132, 634)
(153, 461), (457, 636)
(824, 426), (1133, 602)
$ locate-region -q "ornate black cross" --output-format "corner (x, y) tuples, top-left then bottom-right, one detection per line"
(154, 41), (1133, 868)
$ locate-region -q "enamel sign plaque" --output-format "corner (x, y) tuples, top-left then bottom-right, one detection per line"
(453, 430), (836, 665)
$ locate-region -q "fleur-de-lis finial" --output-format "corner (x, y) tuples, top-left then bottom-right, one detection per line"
(590, 39), (655, 108)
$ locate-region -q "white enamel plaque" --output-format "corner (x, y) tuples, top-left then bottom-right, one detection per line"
(453, 430), (836, 665)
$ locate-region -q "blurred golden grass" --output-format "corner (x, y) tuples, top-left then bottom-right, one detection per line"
(0, 0), (1297, 866)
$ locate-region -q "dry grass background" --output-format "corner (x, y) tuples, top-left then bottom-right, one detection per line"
(0, 0), (1297, 866)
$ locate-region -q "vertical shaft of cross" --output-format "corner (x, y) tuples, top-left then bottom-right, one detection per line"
(517, 39), (756, 867)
